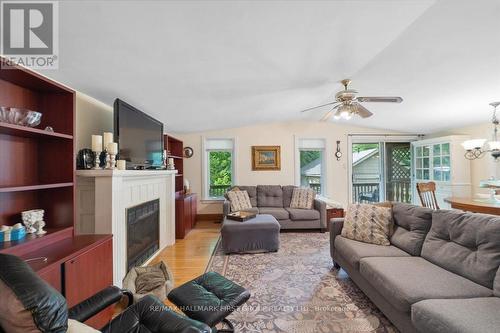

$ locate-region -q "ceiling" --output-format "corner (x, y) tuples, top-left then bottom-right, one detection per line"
(39, 0), (500, 134)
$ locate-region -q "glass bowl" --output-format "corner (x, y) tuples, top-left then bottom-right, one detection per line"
(0, 107), (42, 127)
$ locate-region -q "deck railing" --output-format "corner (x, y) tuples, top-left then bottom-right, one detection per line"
(353, 181), (411, 203)
(209, 184), (232, 197)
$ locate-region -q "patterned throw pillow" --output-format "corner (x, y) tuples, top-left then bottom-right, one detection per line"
(341, 203), (393, 246)
(227, 190), (252, 212)
(290, 187), (316, 209)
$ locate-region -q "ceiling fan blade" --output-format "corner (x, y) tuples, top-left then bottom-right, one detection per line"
(320, 110), (334, 122)
(320, 104), (341, 121)
(300, 101), (339, 113)
(354, 103), (373, 118)
(356, 96), (403, 103)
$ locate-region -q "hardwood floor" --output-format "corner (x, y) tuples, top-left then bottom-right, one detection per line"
(149, 220), (221, 287)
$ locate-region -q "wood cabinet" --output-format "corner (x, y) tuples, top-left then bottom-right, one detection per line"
(412, 136), (471, 208)
(326, 208), (344, 231)
(64, 237), (113, 328)
(0, 57), (113, 329)
(164, 134), (198, 238)
(64, 237), (113, 307)
(175, 193), (197, 239)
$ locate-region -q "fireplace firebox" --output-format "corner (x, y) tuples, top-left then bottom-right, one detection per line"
(126, 199), (159, 270)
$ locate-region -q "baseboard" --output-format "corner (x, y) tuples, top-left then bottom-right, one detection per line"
(196, 214), (223, 222)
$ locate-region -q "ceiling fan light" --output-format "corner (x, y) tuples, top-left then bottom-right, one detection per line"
(461, 139), (486, 150)
(488, 141), (500, 150)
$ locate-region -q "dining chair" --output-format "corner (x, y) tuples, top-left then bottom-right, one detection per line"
(416, 181), (440, 209)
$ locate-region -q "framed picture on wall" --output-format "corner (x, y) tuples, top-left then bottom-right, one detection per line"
(252, 146), (281, 171)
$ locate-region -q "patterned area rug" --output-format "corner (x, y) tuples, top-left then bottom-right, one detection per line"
(206, 233), (397, 333)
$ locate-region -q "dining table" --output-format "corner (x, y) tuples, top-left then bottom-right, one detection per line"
(444, 197), (500, 215)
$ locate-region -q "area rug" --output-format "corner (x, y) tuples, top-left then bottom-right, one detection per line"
(206, 233), (397, 333)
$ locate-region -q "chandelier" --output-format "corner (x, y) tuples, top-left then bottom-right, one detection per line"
(461, 102), (500, 160)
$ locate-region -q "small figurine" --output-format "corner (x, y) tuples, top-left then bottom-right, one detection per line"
(34, 220), (46, 235)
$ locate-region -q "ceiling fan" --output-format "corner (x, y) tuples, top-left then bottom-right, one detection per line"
(300, 79), (403, 121)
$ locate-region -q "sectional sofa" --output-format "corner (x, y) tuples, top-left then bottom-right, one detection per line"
(330, 202), (500, 333)
(223, 185), (327, 231)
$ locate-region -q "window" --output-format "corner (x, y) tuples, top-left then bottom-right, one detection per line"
(414, 142), (450, 182)
(203, 138), (235, 200)
(296, 138), (326, 195)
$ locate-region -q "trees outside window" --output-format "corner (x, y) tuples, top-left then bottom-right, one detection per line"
(203, 138), (235, 199)
(209, 151), (232, 197)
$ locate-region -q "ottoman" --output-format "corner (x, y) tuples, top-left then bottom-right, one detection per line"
(168, 271), (250, 333)
(221, 214), (280, 254)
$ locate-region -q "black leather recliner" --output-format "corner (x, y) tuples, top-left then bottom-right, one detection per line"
(0, 253), (211, 333)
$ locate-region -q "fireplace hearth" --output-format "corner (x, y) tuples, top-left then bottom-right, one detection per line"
(127, 199), (160, 270)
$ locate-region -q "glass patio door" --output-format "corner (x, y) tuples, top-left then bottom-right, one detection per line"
(350, 139), (412, 204)
(351, 143), (383, 203)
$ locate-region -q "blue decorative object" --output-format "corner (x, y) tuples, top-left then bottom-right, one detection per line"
(10, 227), (26, 241)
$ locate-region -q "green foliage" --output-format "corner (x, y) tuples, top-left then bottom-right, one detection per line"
(352, 143), (379, 153)
(300, 150), (321, 167)
(209, 151), (232, 185)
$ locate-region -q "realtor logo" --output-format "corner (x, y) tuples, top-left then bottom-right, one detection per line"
(1, 1), (59, 69)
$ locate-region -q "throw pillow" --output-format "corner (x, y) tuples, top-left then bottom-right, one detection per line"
(290, 187), (316, 209)
(135, 262), (168, 294)
(68, 319), (101, 333)
(227, 190), (252, 212)
(0, 254), (68, 333)
(341, 203), (392, 246)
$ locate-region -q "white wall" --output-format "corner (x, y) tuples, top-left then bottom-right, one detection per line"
(75, 92), (113, 151)
(174, 121), (401, 214)
(428, 122), (498, 195)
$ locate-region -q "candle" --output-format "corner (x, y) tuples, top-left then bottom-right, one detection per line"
(168, 157), (174, 165)
(117, 160), (126, 170)
(103, 132), (113, 148)
(107, 142), (118, 155)
(91, 135), (102, 152)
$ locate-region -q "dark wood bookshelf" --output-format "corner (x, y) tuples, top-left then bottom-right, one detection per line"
(164, 134), (197, 239)
(0, 182), (74, 193)
(0, 57), (113, 329)
(0, 122), (73, 139)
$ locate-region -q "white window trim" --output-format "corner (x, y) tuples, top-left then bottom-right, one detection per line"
(347, 134), (419, 204)
(202, 136), (238, 201)
(294, 136), (328, 195)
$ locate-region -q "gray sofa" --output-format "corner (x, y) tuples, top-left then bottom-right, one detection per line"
(330, 202), (500, 333)
(223, 185), (327, 231)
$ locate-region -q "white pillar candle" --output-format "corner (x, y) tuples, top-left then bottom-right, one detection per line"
(168, 157), (174, 165)
(107, 142), (118, 155)
(103, 132), (113, 148)
(92, 135), (102, 152)
(116, 160), (126, 170)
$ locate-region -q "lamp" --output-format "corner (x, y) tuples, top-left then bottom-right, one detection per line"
(462, 102), (500, 160)
(334, 104), (353, 120)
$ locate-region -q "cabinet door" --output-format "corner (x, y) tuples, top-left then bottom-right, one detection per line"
(64, 238), (113, 328)
(175, 197), (185, 239)
(414, 144), (431, 181)
(184, 196), (192, 236)
(38, 265), (62, 293)
(191, 195), (197, 228)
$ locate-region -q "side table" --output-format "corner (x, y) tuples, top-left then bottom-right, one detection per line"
(326, 207), (344, 231)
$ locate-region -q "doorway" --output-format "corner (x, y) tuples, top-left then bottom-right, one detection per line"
(349, 136), (415, 204)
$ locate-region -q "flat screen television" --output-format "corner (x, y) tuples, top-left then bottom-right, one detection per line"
(114, 99), (164, 169)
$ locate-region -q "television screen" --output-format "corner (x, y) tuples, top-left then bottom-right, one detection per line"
(114, 99), (164, 168)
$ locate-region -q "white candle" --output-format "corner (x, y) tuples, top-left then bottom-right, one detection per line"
(107, 142), (118, 155)
(168, 157), (174, 165)
(103, 132), (113, 148)
(91, 135), (102, 152)
(117, 160), (126, 170)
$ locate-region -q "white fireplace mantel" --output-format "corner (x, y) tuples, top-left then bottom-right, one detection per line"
(76, 169), (177, 287)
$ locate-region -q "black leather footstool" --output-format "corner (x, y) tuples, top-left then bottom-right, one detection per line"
(168, 271), (250, 333)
